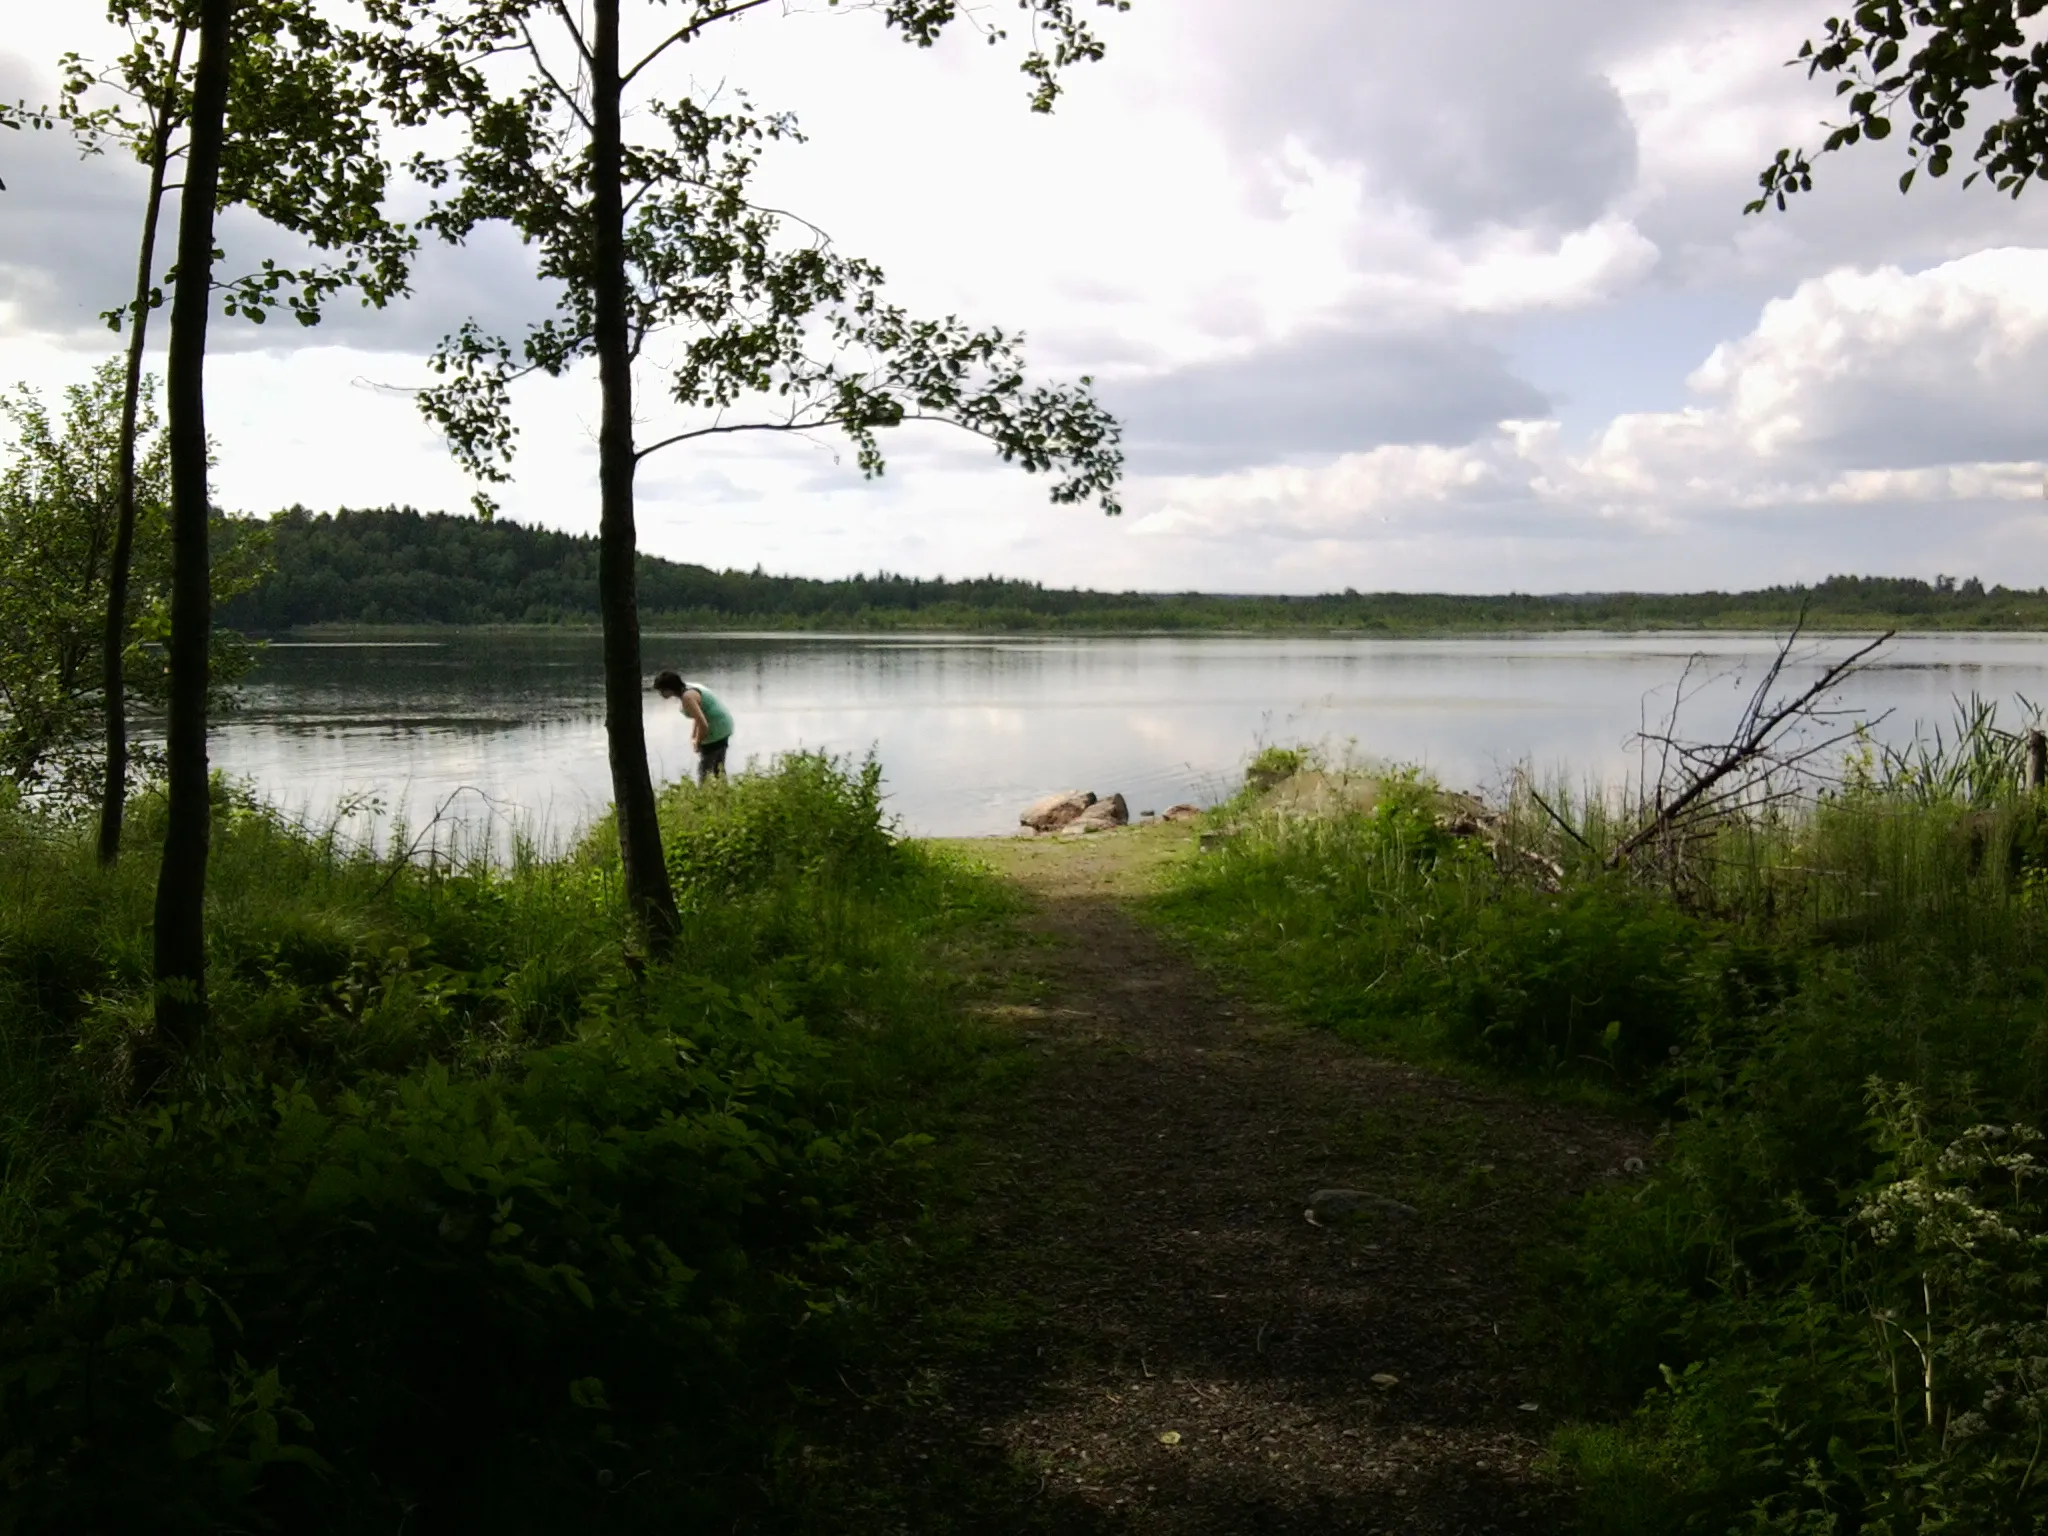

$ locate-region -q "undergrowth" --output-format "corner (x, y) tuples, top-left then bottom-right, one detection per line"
(1156, 720), (2048, 1533)
(0, 754), (1022, 1532)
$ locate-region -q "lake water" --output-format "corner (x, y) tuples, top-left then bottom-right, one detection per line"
(209, 630), (2048, 848)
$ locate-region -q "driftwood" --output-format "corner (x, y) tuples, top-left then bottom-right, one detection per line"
(1607, 616), (1894, 871)
(1440, 802), (1566, 889)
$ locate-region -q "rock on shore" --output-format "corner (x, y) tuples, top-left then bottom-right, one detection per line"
(1021, 790), (1096, 833)
(1062, 792), (1128, 835)
(1020, 789), (1147, 836)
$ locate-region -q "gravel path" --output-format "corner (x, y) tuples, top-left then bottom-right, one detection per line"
(918, 826), (1643, 1535)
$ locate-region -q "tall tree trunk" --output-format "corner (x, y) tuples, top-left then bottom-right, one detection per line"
(153, 0), (232, 1052)
(100, 24), (186, 868)
(590, 0), (679, 946)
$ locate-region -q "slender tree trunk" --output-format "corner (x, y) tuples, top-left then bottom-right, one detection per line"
(590, 0), (679, 946)
(100, 25), (186, 867)
(153, 0), (232, 1052)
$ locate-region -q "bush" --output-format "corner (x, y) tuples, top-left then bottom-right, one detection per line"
(1443, 880), (1719, 1076)
(656, 751), (893, 903)
(0, 757), (1012, 1531)
(3, 988), (883, 1530)
(1157, 742), (2048, 1531)
(1242, 744), (1313, 793)
(1549, 1082), (2048, 1534)
(1155, 774), (1775, 1085)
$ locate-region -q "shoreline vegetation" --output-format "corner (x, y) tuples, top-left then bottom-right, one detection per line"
(220, 505), (2048, 636)
(10, 707), (2048, 1527)
(1150, 729), (2048, 1532)
(0, 755), (1034, 1530)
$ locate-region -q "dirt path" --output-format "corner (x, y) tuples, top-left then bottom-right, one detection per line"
(918, 824), (1642, 1535)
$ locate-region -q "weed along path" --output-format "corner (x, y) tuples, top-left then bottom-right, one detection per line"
(927, 823), (1640, 1535)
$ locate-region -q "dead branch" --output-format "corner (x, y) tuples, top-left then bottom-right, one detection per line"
(1506, 842), (1566, 889)
(1524, 781), (1595, 854)
(1607, 622), (1895, 870)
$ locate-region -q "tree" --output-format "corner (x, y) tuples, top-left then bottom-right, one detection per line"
(58, 19), (190, 865)
(143, 0), (418, 1050)
(1750, 1), (2048, 211)
(52, 1), (416, 867)
(373, 0), (1128, 943)
(0, 365), (168, 798)
(154, 0), (234, 1052)
(0, 363), (263, 802)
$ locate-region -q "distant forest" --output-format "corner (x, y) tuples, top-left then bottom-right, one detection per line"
(216, 505), (2048, 633)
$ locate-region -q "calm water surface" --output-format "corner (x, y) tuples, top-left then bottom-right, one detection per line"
(209, 630), (2048, 847)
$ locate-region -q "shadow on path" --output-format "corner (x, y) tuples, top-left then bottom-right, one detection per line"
(804, 827), (1640, 1535)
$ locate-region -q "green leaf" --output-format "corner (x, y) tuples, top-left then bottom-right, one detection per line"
(557, 1264), (594, 1308)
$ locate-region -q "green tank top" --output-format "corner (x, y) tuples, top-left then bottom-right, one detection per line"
(688, 682), (734, 744)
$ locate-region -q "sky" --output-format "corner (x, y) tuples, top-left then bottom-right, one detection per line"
(7, 1), (2048, 595)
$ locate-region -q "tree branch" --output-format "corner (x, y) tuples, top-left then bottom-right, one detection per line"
(621, 0), (779, 88)
(521, 17), (593, 132)
(634, 408), (833, 460)
(1607, 628), (1895, 868)
(1525, 782), (1594, 854)
(548, 0), (597, 65)
(632, 400), (1082, 463)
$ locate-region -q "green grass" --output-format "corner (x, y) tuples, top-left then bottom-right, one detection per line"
(1152, 736), (2048, 1534)
(1152, 770), (1748, 1096)
(0, 756), (1029, 1532)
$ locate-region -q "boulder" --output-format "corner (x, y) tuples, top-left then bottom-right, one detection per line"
(1020, 789), (1095, 832)
(1162, 803), (1201, 822)
(1068, 792), (1128, 832)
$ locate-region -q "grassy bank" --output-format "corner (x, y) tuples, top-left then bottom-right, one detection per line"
(1153, 745), (2048, 1532)
(0, 756), (1022, 1532)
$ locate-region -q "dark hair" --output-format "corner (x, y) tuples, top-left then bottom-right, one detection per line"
(651, 669), (684, 695)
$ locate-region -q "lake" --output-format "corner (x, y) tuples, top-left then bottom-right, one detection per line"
(209, 630), (2048, 848)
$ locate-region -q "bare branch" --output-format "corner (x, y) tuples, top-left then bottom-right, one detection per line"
(547, 0), (597, 65)
(633, 407), (833, 460)
(621, 0), (780, 88)
(1608, 627), (1896, 869)
(521, 16), (593, 132)
(1526, 782), (1594, 854)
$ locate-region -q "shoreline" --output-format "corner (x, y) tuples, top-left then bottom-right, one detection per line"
(244, 619), (2048, 642)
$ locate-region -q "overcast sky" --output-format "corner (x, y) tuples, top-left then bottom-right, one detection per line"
(8, 1), (2048, 594)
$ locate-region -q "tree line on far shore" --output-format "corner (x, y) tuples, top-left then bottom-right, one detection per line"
(216, 504), (2048, 633)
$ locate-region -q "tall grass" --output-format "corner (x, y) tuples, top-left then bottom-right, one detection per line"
(1157, 711), (2048, 1532)
(0, 755), (1018, 1532)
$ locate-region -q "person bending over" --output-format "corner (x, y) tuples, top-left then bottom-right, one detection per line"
(652, 670), (735, 783)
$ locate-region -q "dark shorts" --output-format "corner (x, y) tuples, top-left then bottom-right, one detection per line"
(697, 738), (729, 782)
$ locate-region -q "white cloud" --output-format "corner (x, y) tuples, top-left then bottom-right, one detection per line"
(1684, 250), (2048, 466)
(9, 3), (2048, 595)
(1451, 217), (1662, 314)
(1110, 250), (2048, 581)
